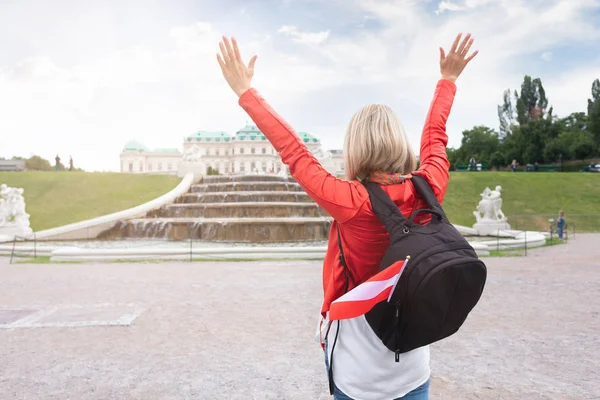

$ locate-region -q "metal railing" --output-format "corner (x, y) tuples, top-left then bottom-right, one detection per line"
(508, 214), (600, 234)
(9, 234), (37, 264)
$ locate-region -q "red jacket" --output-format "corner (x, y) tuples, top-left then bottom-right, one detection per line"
(239, 79), (456, 317)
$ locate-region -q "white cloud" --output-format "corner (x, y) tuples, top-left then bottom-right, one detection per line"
(542, 51), (553, 61)
(436, 1), (466, 14)
(436, 0), (496, 14)
(0, 0), (599, 171)
(277, 25), (330, 45)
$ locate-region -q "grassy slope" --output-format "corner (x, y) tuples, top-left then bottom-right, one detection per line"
(443, 172), (600, 231)
(1, 171), (598, 233)
(0, 172), (181, 231)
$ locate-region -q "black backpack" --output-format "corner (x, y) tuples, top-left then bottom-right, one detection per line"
(338, 175), (487, 361)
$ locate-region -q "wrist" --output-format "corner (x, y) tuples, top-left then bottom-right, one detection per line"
(441, 75), (457, 83)
(235, 85), (252, 98)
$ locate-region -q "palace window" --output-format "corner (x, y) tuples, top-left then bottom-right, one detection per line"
(167, 163), (172, 170)
(262, 148), (266, 154)
(240, 148), (244, 154)
(251, 147), (255, 154)
(148, 163), (152, 171)
(139, 161), (144, 172)
(158, 163), (162, 171)
(216, 149), (220, 156)
(129, 162), (133, 172)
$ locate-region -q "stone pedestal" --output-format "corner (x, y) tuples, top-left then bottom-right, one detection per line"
(473, 221), (511, 236)
(177, 162), (205, 178)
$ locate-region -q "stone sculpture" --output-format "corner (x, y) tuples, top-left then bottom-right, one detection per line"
(178, 146), (205, 178)
(182, 145), (203, 163)
(472, 185), (510, 235)
(0, 184), (33, 239)
(277, 165), (289, 178)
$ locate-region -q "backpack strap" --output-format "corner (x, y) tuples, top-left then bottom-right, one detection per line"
(363, 182), (408, 233)
(410, 175), (447, 218)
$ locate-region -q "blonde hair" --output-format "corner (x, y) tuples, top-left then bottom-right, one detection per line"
(344, 104), (417, 181)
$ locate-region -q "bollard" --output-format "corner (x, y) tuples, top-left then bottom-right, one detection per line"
(497, 228), (500, 252)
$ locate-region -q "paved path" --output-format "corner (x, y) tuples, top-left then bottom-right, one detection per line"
(0, 235), (598, 399)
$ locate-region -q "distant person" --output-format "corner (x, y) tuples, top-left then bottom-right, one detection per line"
(69, 156), (74, 171)
(557, 210), (566, 241)
(216, 32), (478, 399)
(468, 156), (476, 171)
(511, 159), (518, 172)
(55, 154), (61, 171)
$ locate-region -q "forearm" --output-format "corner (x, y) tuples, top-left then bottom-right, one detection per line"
(415, 79), (456, 199)
(238, 88), (367, 222)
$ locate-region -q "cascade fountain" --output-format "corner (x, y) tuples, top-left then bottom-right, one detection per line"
(0, 174), (550, 261)
(98, 174), (332, 242)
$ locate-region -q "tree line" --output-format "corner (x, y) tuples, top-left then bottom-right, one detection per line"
(447, 75), (600, 171)
(0, 155), (83, 172)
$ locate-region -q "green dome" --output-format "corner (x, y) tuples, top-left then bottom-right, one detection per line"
(298, 131), (320, 143)
(187, 131), (231, 142)
(123, 140), (149, 152)
(234, 124), (267, 141)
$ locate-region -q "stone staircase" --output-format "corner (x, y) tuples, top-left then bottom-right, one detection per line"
(99, 175), (332, 242)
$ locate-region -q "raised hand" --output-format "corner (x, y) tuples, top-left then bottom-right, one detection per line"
(439, 33), (478, 82)
(217, 36), (258, 98)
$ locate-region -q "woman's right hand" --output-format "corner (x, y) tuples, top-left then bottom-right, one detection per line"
(439, 33), (478, 82)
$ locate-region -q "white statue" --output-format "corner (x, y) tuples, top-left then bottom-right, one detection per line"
(472, 185), (510, 235)
(277, 165), (288, 177)
(0, 184), (33, 239)
(178, 145), (206, 177)
(182, 145), (203, 163)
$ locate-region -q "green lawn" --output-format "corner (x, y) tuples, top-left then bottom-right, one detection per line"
(444, 172), (600, 232)
(0, 172), (181, 231)
(1, 171), (599, 233)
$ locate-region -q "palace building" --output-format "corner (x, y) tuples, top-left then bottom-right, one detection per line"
(120, 124), (344, 176)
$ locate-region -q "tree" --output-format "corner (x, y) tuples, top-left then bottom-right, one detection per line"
(25, 155), (53, 171)
(490, 151), (505, 168)
(587, 79), (600, 146)
(455, 126), (500, 166)
(515, 76), (549, 125)
(499, 76), (551, 133)
(543, 138), (569, 163)
(570, 131), (596, 160)
(510, 119), (560, 163)
(497, 89), (514, 138)
(557, 112), (588, 132)
(206, 166), (220, 176)
(446, 147), (459, 170)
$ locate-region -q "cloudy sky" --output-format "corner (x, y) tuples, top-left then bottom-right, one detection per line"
(1, 0), (599, 172)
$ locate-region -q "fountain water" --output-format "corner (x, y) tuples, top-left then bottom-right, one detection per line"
(99, 174), (332, 242)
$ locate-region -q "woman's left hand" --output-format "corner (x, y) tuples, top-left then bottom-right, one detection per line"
(217, 36), (257, 98)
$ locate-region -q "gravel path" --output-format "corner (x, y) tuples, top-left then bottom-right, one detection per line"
(0, 235), (598, 399)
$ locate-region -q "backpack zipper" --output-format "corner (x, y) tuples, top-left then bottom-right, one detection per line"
(395, 300), (401, 362)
